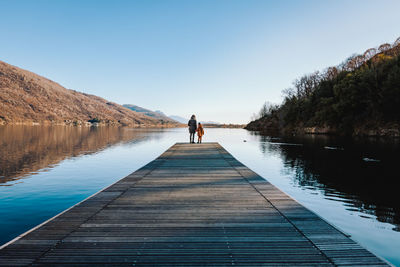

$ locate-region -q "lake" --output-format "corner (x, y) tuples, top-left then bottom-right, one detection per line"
(0, 125), (399, 265)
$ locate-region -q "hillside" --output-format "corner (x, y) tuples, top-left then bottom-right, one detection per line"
(123, 104), (178, 123)
(0, 60), (177, 127)
(246, 37), (400, 137)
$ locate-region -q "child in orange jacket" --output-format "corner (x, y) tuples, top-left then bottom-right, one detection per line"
(197, 122), (204, 143)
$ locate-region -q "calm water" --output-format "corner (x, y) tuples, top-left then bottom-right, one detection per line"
(0, 126), (399, 265)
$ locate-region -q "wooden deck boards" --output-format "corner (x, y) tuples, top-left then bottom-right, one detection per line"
(0, 142), (389, 266)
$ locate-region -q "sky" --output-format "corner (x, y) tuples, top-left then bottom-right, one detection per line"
(1, 0), (400, 124)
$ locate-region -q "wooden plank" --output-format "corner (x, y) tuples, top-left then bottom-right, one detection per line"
(0, 143), (389, 266)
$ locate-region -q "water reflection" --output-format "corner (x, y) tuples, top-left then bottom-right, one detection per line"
(254, 132), (400, 231)
(0, 126), (162, 185)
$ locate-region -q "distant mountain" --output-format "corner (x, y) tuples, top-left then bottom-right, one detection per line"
(169, 115), (220, 125)
(123, 105), (178, 123)
(155, 110), (166, 116)
(0, 60), (177, 126)
(169, 115), (188, 124)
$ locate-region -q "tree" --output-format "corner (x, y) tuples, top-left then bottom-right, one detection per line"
(293, 71), (321, 99)
(282, 87), (296, 99)
(323, 66), (340, 81)
(341, 54), (366, 71)
(363, 48), (377, 61)
(394, 37), (400, 47)
(378, 43), (391, 53)
(348, 55), (365, 70)
(256, 102), (279, 119)
(259, 102), (268, 118)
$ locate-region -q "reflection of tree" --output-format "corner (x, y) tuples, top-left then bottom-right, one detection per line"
(254, 133), (400, 230)
(0, 126), (161, 185)
(256, 135), (283, 158)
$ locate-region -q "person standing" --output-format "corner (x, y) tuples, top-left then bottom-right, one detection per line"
(197, 122), (204, 143)
(188, 115), (197, 143)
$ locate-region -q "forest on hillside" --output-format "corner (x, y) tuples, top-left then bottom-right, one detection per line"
(247, 37), (400, 136)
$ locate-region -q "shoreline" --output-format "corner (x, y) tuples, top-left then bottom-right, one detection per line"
(0, 120), (184, 128)
(245, 126), (400, 138)
(245, 116), (400, 138)
(0, 121), (246, 129)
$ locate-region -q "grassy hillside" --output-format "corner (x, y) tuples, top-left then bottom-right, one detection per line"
(247, 37), (400, 137)
(0, 60), (177, 127)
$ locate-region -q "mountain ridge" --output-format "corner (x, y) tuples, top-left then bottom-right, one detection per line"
(122, 104), (178, 123)
(0, 60), (179, 127)
(169, 115), (188, 124)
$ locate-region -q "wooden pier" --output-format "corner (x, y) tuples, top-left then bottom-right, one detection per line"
(0, 143), (388, 266)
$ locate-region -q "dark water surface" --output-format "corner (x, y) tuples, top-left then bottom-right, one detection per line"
(0, 126), (399, 265)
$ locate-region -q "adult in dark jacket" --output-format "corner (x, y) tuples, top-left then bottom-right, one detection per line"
(188, 115), (197, 143)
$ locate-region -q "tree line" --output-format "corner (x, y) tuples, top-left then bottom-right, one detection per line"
(251, 37), (400, 135)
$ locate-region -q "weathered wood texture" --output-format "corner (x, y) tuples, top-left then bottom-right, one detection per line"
(0, 143), (389, 266)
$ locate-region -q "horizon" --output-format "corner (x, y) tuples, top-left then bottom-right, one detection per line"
(1, 0), (400, 124)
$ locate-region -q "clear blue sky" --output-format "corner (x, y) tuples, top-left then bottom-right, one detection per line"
(1, 0), (399, 123)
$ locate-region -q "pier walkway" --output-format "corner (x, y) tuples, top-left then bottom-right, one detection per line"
(0, 143), (388, 266)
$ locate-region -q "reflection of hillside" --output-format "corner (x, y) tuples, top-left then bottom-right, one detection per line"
(255, 133), (400, 231)
(0, 126), (159, 185)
